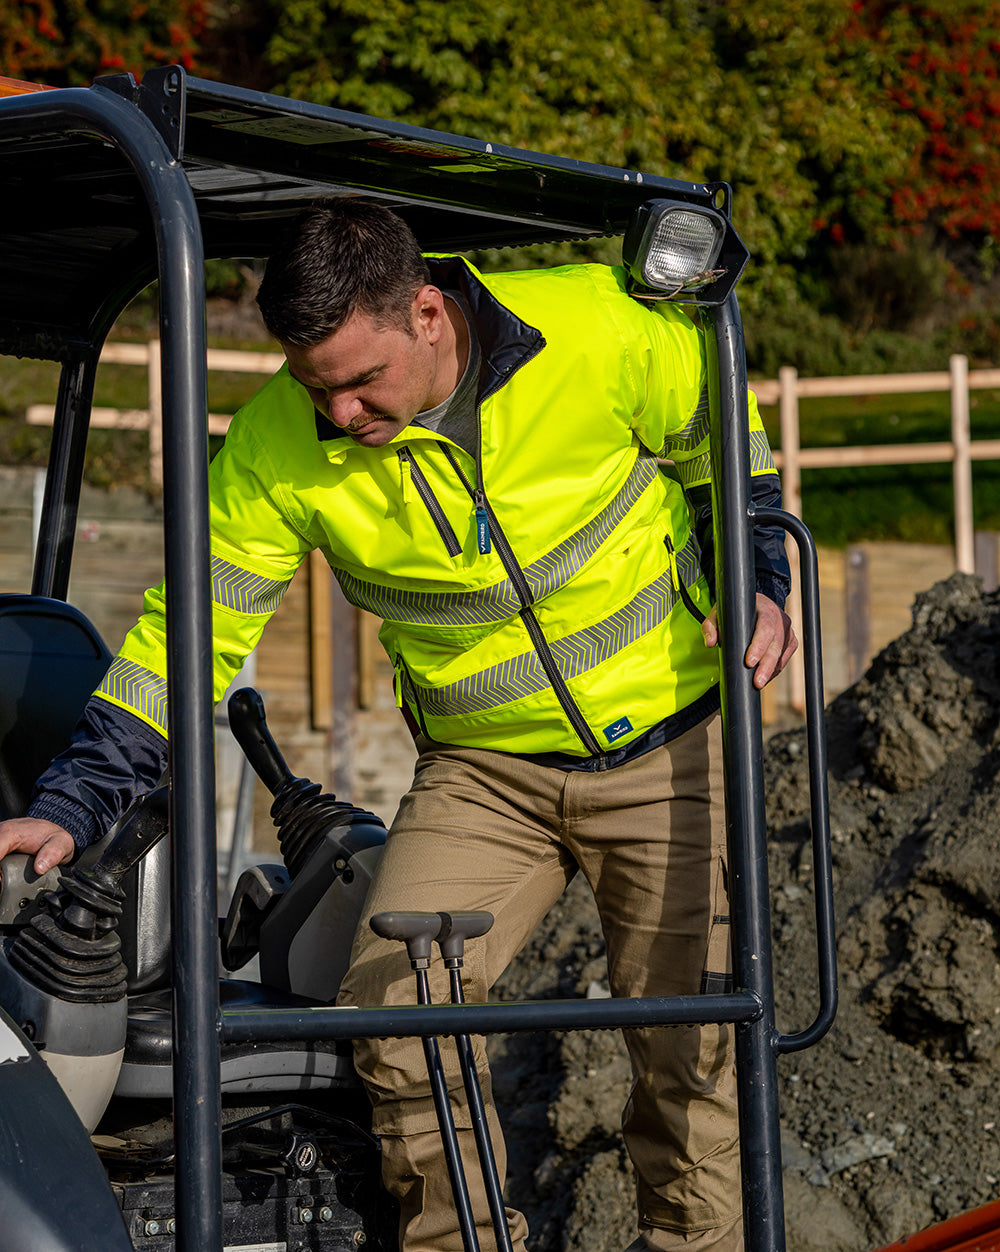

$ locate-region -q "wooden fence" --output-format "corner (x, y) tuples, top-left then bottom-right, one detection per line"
(748, 355), (1000, 711)
(29, 344), (1000, 558)
(749, 355), (1000, 574)
(27, 341), (285, 485)
(27, 343), (1000, 719)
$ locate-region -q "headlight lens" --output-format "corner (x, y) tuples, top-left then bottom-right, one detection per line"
(642, 211), (723, 287)
(622, 200), (730, 297)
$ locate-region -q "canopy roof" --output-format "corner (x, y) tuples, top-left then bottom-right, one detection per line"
(0, 66), (726, 361)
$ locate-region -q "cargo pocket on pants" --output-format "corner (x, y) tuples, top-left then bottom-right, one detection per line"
(700, 855), (733, 995)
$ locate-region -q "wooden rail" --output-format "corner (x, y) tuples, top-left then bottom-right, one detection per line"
(28, 343), (1000, 718)
(29, 345), (999, 561)
(749, 355), (1000, 711)
(26, 342), (285, 486)
(750, 355), (1000, 574)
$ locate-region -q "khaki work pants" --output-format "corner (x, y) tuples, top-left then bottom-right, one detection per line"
(338, 712), (742, 1252)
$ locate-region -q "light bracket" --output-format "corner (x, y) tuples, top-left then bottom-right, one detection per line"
(623, 197), (749, 306)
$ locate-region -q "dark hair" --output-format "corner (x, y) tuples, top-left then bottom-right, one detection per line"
(256, 197), (431, 346)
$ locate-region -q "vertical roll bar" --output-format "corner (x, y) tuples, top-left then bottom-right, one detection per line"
(32, 352), (99, 599)
(1, 85), (222, 1250)
(704, 293), (785, 1251)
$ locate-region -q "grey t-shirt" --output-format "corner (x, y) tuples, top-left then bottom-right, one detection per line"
(410, 292), (481, 457)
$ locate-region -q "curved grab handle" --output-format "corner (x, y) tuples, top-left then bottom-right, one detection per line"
(754, 506), (838, 1053)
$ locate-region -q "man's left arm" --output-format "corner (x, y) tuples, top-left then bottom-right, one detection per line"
(685, 468), (797, 688)
(617, 293), (796, 687)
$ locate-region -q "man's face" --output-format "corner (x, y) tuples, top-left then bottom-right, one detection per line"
(283, 293), (443, 448)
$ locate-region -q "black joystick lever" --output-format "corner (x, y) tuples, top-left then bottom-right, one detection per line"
(10, 787), (169, 1003)
(228, 687), (384, 879)
(227, 686), (292, 797)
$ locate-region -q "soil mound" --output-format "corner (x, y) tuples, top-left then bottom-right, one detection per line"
(491, 573), (1000, 1251)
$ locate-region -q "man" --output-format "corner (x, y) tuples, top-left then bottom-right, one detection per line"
(0, 198), (794, 1252)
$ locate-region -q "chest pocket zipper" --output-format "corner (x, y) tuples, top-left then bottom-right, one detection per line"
(397, 447), (463, 557)
(664, 534), (707, 624)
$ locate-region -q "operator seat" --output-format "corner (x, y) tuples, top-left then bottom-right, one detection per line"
(0, 595), (355, 1100)
(0, 594), (112, 819)
(0, 593), (174, 992)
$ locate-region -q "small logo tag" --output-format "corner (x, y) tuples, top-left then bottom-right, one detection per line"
(603, 716), (633, 743)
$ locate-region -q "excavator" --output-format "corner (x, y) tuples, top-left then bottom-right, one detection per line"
(0, 64), (852, 1252)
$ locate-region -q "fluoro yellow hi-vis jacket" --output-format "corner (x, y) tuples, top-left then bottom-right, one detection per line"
(94, 257), (780, 763)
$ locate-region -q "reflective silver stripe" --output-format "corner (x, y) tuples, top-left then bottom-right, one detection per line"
(749, 429), (777, 475)
(415, 533), (703, 718)
(525, 454), (659, 602)
(673, 450), (712, 488)
(211, 555), (289, 615)
(98, 657), (169, 734)
(675, 535), (703, 589)
(332, 455), (660, 625)
(658, 386), (710, 455)
(333, 570), (521, 626)
(665, 389), (776, 484)
(419, 650), (550, 716)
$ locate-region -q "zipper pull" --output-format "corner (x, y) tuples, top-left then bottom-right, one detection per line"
(664, 534), (707, 623)
(393, 654), (405, 708)
(474, 489), (491, 554)
(663, 534), (679, 591)
(397, 448), (414, 505)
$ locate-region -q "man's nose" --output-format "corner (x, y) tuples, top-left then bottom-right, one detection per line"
(328, 393), (363, 427)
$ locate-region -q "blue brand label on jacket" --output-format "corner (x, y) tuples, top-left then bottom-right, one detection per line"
(603, 716), (633, 743)
(476, 507), (491, 554)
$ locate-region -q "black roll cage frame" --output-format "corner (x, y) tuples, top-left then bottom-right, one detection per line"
(0, 67), (835, 1252)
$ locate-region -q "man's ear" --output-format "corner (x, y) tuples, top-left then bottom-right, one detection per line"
(413, 284), (446, 343)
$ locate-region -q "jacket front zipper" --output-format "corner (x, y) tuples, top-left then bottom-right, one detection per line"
(397, 447), (463, 557)
(442, 447), (604, 757)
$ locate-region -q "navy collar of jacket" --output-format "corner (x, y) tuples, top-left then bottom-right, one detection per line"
(314, 256), (545, 443)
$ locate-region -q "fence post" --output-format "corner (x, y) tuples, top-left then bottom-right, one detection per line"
(148, 338), (163, 488)
(845, 546), (870, 684)
(951, 353), (974, 574)
(778, 366), (801, 519)
(974, 530), (999, 593)
(778, 366), (805, 714)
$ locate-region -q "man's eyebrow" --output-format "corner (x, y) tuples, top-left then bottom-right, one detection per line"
(288, 363), (386, 390)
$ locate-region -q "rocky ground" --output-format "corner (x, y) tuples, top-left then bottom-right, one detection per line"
(489, 573), (1000, 1251)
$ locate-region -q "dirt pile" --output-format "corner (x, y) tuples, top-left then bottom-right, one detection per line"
(491, 574), (1000, 1252)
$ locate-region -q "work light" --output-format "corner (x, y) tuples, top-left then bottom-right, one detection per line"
(622, 198), (748, 305)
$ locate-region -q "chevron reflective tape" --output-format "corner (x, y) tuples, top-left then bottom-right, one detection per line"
(211, 555), (290, 615)
(413, 555), (700, 719)
(98, 657), (169, 734)
(658, 386), (710, 456)
(333, 453), (661, 626)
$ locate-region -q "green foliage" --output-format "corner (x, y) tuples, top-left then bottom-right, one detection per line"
(7, 0), (1000, 384)
(256, 0), (999, 372)
(0, 0), (209, 86)
(844, 1), (1000, 248)
(264, 0), (718, 171)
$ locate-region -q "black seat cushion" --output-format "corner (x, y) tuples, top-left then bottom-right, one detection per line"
(116, 980), (357, 1098)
